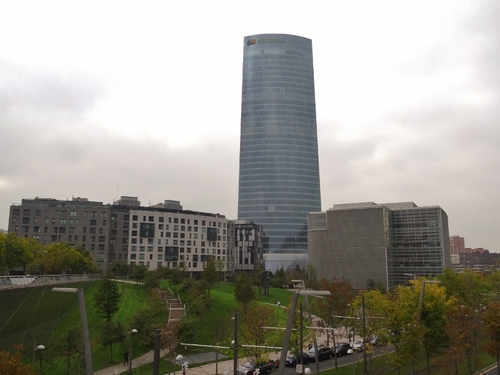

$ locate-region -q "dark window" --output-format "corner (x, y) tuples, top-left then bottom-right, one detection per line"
(207, 227), (217, 242)
(140, 223), (155, 238)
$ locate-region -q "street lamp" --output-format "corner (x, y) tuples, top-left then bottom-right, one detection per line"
(128, 328), (138, 373)
(233, 311), (239, 375)
(347, 349), (355, 375)
(36, 344), (45, 374)
(52, 287), (92, 375)
(174, 354), (184, 375)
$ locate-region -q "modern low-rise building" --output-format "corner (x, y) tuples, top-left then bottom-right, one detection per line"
(308, 202), (451, 290)
(125, 205), (234, 277)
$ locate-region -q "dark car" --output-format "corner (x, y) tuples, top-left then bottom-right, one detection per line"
(237, 361), (274, 375)
(333, 342), (352, 357)
(306, 346), (334, 361)
(285, 353), (310, 367)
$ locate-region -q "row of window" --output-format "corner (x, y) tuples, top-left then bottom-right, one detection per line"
(13, 208), (108, 218)
(130, 215), (226, 228)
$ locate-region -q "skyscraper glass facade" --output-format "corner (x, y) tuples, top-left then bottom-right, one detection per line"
(237, 34), (321, 271)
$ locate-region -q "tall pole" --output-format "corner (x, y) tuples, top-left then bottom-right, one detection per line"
(153, 329), (161, 375)
(362, 294), (367, 375)
(77, 288), (93, 375)
(129, 329), (137, 373)
(300, 301), (304, 375)
(332, 316), (337, 369)
(233, 311), (238, 375)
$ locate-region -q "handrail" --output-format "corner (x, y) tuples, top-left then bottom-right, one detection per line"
(0, 274), (100, 290)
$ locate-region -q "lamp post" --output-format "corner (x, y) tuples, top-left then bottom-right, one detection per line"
(233, 311), (239, 375)
(128, 328), (138, 373)
(174, 354), (184, 375)
(347, 349), (355, 375)
(300, 301), (304, 375)
(36, 344), (45, 374)
(52, 287), (93, 375)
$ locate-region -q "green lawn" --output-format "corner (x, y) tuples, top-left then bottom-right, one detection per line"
(24, 280), (150, 374)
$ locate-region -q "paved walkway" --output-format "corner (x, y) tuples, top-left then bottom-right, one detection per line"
(94, 351), (232, 375)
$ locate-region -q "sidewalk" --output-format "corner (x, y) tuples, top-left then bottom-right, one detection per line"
(94, 351), (232, 375)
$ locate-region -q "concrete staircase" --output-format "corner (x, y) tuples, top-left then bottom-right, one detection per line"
(165, 289), (185, 332)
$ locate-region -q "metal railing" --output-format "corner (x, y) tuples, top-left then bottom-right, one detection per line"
(0, 274), (100, 289)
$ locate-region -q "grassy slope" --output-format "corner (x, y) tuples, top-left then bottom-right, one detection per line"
(41, 280), (150, 374)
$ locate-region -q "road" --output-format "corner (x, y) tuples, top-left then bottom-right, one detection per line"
(280, 347), (391, 375)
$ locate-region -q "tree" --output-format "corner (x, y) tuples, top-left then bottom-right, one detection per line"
(54, 328), (84, 374)
(130, 291), (169, 348)
(235, 273), (256, 314)
(0, 345), (36, 375)
(100, 321), (126, 362)
(482, 301), (500, 374)
(1, 233), (34, 274)
(314, 277), (355, 347)
(239, 303), (276, 362)
(94, 273), (121, 322)
(444, 303), (481, 375)
(143, 271), (161, 289)
(202, 256), (219, 297)
(129, 264), (148, 284)
(41, 242), (94, 274)
(271, 267), (286, 288)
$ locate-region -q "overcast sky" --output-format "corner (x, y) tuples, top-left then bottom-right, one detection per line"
(1, 1), (498, 251)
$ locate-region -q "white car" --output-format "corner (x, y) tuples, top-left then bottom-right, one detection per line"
(352, 339), (364, 351)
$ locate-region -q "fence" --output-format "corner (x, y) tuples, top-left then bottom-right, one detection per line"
(0, 274), (100, 289)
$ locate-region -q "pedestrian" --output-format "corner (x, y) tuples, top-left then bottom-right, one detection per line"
(124, 349), (129, 365)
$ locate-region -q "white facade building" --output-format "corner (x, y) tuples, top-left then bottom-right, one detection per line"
(126, 207), (234, 276)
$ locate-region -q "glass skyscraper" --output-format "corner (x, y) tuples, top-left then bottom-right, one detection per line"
(237, 34), (321, 272)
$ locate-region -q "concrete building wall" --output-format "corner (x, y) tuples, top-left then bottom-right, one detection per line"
(308, 205), (389, 289)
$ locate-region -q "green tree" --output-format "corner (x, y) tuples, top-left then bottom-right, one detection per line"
(235, 273), (256, 315)
(129, 264), (148, 284)
(1, 233), (34, 274)
(143, 271), (161, 289)
(54, 328), (83, 374)
(94, 273), (121, 322)
(100, 321), (126, 362)
(130, 291), (169, 348)
(41, 242), (93, 274)
(239, 303), (276, 362)
(202, 256), (219, 297)
(271, 267), (286, 288)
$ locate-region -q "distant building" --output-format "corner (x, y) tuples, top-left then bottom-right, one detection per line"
(308, 202), (451, 290)
(8, 196), (237, 276)
(233, 220), (264, 272)
(449, 235), (465, 265)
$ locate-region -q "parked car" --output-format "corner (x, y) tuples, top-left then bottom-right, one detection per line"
(285, 353), (310, 367)
(352, 339), (364, 352)
(306, 346), (334, 361)
(237, 361), (274, 375)
(333, 342), (352, 357)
